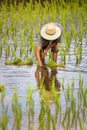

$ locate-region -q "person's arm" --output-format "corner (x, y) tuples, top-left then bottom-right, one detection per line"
(36, 45), (43, 66)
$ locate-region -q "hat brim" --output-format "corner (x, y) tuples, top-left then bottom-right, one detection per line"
(40, 23), (61, 40)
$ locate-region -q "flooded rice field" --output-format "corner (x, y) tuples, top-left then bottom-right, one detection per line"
(0, 1), (87, 130)
(0, 37), (87, 130)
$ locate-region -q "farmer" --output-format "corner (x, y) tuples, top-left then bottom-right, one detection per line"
(36, 22), (62, 67)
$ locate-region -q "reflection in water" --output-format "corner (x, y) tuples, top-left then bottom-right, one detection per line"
(35, 66), (60, 92)
(35, 66), (61, 130)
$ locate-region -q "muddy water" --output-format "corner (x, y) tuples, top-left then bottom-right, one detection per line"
(0, 38), (87, 130)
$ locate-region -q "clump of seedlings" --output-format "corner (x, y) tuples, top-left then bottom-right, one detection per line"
(47, 60), (65, 68)
(5, 57), (33, 66)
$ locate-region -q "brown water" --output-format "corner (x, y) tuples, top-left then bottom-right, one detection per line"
(0, 37), (87, 130)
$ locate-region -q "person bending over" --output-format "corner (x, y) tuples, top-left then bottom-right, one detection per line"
(36, 22), (62, 67)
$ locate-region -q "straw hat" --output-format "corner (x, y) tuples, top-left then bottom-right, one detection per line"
(40, 22), (61, 40)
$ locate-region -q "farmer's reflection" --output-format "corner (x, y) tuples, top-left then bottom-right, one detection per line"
(35, 66), (60, 91)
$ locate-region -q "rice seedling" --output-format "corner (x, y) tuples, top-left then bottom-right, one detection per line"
(38, 80), (48, 129)
(70, 92), (77, 126)
(0, 106), (9, 130)
(75, 43), (82, 65)
(59, 48), (67, 64)
(12, 88), (22, 130)
(78, 74), (85, 110)
(65, 32), (72, 52)
(38, 100), (45, 130)
(28, 29), (36, 53)
(45, 104), (51, 130)
(5, 44), (10, 59)
(51, 77), (61, 124)
(2, 35), (8, 47)
(13, 37), (18, 51)
(11, 48), (17, 59)
(0, 85), (5, 103)
(50, 115), (56, 130)
(77, 15), (85, 44)
(26, 85), (34, 103)
(83, 87), (87, 108)
(26, 85), (34, 130)
(62, 76), (65, 90)
(78, 114), (83, 130)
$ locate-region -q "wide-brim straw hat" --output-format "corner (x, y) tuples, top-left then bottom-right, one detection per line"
(40, 22), (61, 40)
